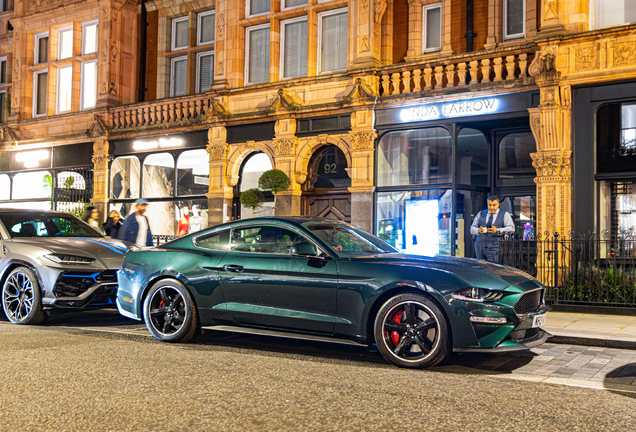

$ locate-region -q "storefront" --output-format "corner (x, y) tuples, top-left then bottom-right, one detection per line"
(574, 80), (636, 237)
(0, 143), (94, 214)
(109, 130), (210, 237)
(374, 91), (539, 257)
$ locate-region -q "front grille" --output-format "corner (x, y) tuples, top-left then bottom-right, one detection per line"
(508, 328), (540, 343)
(54, 270), (118, 298)
(513, 289), (543, 315)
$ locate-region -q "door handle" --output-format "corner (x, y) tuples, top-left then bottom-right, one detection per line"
(223, 264), (244, 273)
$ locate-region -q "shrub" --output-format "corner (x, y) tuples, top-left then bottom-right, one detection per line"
(258, 169), (291, 193)
(240, 188), (265, 210)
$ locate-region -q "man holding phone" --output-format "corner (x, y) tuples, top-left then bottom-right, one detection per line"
(470, 195), (515, 262)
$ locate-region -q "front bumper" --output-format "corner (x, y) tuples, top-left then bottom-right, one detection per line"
(453, 328), (551, 353)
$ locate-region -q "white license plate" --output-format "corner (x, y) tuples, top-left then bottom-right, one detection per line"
(532, 313), (546, 328)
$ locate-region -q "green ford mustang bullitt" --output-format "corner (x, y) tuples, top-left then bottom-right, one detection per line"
(116, 217), (549, 368)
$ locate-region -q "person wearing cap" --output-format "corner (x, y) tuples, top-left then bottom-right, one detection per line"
(118, 199), (154, 247)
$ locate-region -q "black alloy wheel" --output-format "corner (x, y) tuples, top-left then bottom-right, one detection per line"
(2, 267), (45, 325)
(143, 279), (199, 342)
(374, 293), (450, 368)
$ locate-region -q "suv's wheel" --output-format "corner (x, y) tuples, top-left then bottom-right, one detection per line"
(143, 279), (198, 342)
(2, 267), (45, 325)
(374, 293), (450, 368)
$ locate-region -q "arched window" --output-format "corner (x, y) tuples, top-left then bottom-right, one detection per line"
(12, 171), (52, 200)
(498, 132), (536, 178)
(177, 149), (209, 196)
(308, 146), (351, 189)
(240, 152), (272, 191)
(143, 153), (175, 198)
(110, 156), (140, 199)
(57, 171), (86, 190)
(456, 128), (488, 186)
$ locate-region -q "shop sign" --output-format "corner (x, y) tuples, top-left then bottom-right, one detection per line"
(400, 98), (499, 122)
(15, 149), (50, 168)
(132, 137), (184, 151)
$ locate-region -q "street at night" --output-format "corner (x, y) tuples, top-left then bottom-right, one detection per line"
(1, 310), (634, 431)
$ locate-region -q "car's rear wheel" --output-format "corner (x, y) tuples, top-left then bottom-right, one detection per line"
(2, 267), (45, 325)
(143, 279), (198, 342)
(374, 293), (450, 368)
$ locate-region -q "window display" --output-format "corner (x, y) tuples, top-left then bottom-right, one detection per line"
(110, 156), (140, 199)
(0, 174), (9, 200)
(498, 132), (536, 178)
(456, 128), (488, 186)
(110, 199), (208, 237)
(177, 150), (209, 196)
(12, 171), (52, 200)
(143, 153), (175, 198)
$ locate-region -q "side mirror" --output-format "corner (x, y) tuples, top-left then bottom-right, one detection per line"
(290, 242), (318, 257)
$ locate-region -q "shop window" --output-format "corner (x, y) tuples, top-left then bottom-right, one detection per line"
(172, 17), (188, 51)
(0, 91), (5, 123)
(377, 128), (453, 187)
(82, 21), (98, 55)
(319, 9), (347, 73)
(33, 70), (48, 117)
(56, 65), (72, 114)
(12, 171), (53, 200)
(499, 196), (536, 239)
(0, 174), (9, 200)
(58, 27), (73, 60)
(498, 132), (536, 178)
(504, 0), (525, 40)
(591, 0), (636, 29)
(283, 0), (307, 10)
(81, 60), (97, 110)
(456, 128), (488, 186)
(422, 3), (442, 52)
(247, 0), (270, 17)
(197, 11), (215, 46)
(35, 32), (49, 65)
(376, 189), (452, 256)
(281, 18), (307, 79)
(57, 171), (86, 190)
(597, 103), (636, 173)
(177, 149), (209, 196)
(143, 153), (175, 198)
(308, 146), (351, 189)
(598, 181), (636, 237)
(239, 152), (274, 218)
(112, 199), (208, 237)
(246, 24), (270, 84)
(196, 52), (214, 93)
(171, 56), (188, 97)
(0, 57), (6, 84)
(0, 201), (52, 210)
(110, 156), (140, 199)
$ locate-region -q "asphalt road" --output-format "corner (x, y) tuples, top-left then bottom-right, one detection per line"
(0, 309), (634, 431)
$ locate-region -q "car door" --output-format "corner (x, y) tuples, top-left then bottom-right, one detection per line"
(217, 223), (339, 334)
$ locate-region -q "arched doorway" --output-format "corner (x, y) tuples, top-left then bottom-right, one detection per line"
(232, 152), (274, 220)
(302, 146), (351, 222)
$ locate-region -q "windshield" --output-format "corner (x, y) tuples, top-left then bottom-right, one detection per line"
(302, 221), (397, 256)
(0, 212), (103, 238)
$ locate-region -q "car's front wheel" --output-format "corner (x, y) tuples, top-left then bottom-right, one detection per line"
(2, 267), (45, 325)
(374, 293), (450, 368)
(143, 279), (198, 342)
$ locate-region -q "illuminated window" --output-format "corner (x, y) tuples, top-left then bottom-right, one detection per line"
(82, 21), (98, 55)
(110, 156), (140, 199)
(592, 0), (636, 29)
(81, 60), (97, 110)
(58, 27), (73, 59)
(143, 153), (175, 198)
(33, 70), (48, 117)
(177, 150), (209, 196)
(56, 65), (72, 114)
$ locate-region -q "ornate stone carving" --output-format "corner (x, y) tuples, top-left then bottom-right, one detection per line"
(91, 155), (109, 171)
(575, 46), (599, 71)
(273, 138), (297, 156)
(217, 13), (225, 39)
(544, 0), (558, 20)
(613, 41), (636, 66)
(360, 36), (370, 52)
(349, 131), (378, 150)
(217, 60), (224, 75)
(374, 0), (387, 24)
(110, 41), (120, 64)
(546, 186), (556, 234)
(344, 78), (376, 103)
(86, 115), (109, 138)
(267, 89), (304, 114)
(531, 151), (572, 178)
(0, 126), (18, 143)
(207, 145), (225, 161)
(204, 99), (230, 121)
(362, 0), (369, 10)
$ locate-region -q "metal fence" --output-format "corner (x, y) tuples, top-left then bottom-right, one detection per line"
(152, 235), (177, 245)
(500, 231), (636, 313)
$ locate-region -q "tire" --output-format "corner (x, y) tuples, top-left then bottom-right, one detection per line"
(2, 267), (45, 325)
(374, 293), (451, 369)
(143, 279), (198, 342)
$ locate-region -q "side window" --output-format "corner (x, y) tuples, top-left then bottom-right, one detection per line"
(196, 229), (230, 250)
(230, 225), (308, 254)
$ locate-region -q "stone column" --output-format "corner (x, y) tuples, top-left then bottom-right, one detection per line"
(206, 127), (233, 227)
(537, 0), (566, 38)
(349, 0), (387, 70)
(96, 1), (124, 107)
(91, 138), (110, 222)
(347, 110), (376, 232)
(272, 119), (300, 216)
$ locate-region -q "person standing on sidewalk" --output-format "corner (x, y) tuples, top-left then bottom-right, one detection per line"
(470, 195), (515, 262)
(118, 199), (154, 247)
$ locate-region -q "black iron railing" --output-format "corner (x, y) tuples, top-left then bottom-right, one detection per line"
(152, 235), (177, 245)
(500, 231), (636, 311)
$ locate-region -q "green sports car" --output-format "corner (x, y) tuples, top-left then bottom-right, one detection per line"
(116, 217), (549, 368)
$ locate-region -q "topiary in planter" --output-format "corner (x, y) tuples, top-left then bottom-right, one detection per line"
(240, 188), (265, 210)
(258, 169), (291, 193)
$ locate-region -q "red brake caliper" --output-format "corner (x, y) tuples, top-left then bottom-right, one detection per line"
(159, 300), (165, 309)
(390, 311), (402, 346)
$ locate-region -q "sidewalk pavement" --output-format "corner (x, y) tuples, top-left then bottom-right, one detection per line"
(545, 311), (636, 350)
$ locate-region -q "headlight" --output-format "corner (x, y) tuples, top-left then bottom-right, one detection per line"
(44, 254), (95, 265)
(451, 287), (504, 302)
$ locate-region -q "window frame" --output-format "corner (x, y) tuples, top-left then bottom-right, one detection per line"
(55, 64), (73, 115)
(33, 69), (48, 118)
(81, 20), (99, 55)
(80, 59), (98, 111)
(246, 0), (271, 18)
(282, 0), (308, 11)
(280, 16), (308, 80)
(245, 23), (271, 85)
(57, 26), (74, 60)
(503, 0), (525, 40)
(422, 3), (442, 53)
(196, 51), (215, 94)
(0, 56), (6, 84)
(317, 7), (348, 74)
(171, 16), (189, 52)
(170, 55), (188, 97)
(0, 90), (6, 124)
(34, 31), (50, 65)
(197, 10), (215, 46)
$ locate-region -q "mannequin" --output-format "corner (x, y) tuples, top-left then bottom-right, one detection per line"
(189, 205), (204, 233)
(178, 206), (190, 236)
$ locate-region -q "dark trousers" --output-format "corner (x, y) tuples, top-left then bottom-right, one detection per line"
(475, 240), (499, 263)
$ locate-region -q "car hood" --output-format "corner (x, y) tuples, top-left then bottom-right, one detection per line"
(11, 237), (132, 269)
(350, 253), (541, 291)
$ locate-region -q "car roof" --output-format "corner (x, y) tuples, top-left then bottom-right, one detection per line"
(0, 209), (76, 216)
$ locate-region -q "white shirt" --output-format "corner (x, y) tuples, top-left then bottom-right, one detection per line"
(470, 209), (515, 236)
(135, 214), (148, 247)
